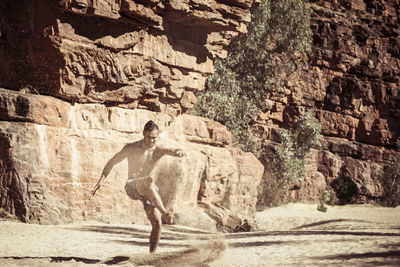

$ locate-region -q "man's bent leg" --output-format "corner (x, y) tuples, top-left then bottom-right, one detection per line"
(143, 183), (168, 215)
(145, 184), (174, 224)
(137, 179), (174, 224)
(143, 203), (162, 253)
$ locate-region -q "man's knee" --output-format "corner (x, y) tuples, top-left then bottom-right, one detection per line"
(145, 176), (153, 185)
(151, 215), (162, 229)
(141, 178), (156, 191)
(149, 183), (159, 193)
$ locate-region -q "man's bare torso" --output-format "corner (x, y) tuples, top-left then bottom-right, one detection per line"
(123, 140), (170, 179)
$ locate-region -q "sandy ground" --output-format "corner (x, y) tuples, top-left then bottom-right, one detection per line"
(1, 203), (399, 266)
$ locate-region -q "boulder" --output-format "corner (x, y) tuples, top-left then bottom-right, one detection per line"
(0, 88), (264, 230)
(0, 0), (258, 115)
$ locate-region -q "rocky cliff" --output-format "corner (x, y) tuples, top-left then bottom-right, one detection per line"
(1, 0), (398, 227)
(260, 0), (400, 203)
(0, 0), (263, 229)
(0, 88), (263, 230)
(0, 0), (257, 114)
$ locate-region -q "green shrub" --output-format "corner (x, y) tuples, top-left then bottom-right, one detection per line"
(317, 187), (337, 212)
(317, 202), (327, 212)
(258, 112), (321, 206)
(379, 157), (400, 207)
(191, 60), (262, 155)
(320, 187), (338, 206)
(191, 0), (312, 156)
(191, 0), (314, 206)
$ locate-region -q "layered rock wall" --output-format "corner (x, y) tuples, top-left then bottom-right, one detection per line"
(0, 88), (263, 229)
(0, 0), (263, 228)
(2, 0), (397, 224)
(0, 0), (257, 114)
(260, 0), (400, 203)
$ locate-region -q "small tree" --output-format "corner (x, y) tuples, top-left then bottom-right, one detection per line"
(191, 0), (314, 206)
(258, 111), (321, 206)
(380, 159), (400, 207)
(379, 139), (400, 207)
(191, 0), (312, 155)
(317, 187), (337, 212)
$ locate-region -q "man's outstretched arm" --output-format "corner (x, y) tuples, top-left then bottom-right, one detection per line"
(160, 145), (187, 158)
(91, 146), (128, 196)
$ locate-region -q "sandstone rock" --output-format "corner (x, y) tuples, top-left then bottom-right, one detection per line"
(330, 156), (384, 204)
(314, 110), (359, 141)
(0, 0), (258, 115)
(296, 149), (328, 202)
(299, 171), (327, 202)
(260, 0), (400, 203)
(198, 201), (242, 232)
(1, 0), (399, 211)
(0, 88), (263, 230)
(180, 115), (232, 146)
(317, 150), (343, 185)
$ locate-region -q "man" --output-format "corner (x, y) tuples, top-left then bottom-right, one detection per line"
(91, 120), (187, 253)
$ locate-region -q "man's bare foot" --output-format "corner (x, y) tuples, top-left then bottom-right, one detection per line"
(162, 211), (174, 224)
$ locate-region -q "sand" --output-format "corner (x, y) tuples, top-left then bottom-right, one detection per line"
(1, 203), (399, 266)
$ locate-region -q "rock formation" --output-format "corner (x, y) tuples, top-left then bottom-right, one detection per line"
(0, 0), (257, 114)
(1, 0), (398, 227)
(0, 88), (263, 229)
(259, 0), (400, 203)
(0, 0), (263, 229)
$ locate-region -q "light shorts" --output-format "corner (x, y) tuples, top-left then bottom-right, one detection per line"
(124, 177), (159, 206)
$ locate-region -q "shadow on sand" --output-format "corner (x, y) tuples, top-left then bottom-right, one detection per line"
(291, 219), (367, 230)
(4, 220), (400, 266)
(310, 250), (400, 266)
(1, 256), (101, 264)
(70, 223), (400, 247)
(2, 239), (226, 266)
(71, 224), (212, 242)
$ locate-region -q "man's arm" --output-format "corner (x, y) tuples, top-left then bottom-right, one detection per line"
(174, 149), (187, 157)
(91, 146), (129, 196)
(158, 144), (187, 158)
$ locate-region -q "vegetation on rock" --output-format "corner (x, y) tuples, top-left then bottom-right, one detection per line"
(317, 187), (337, 212)
(379, 139), (400, 207)
(191, 0), (313, 155)
(258, 112), (321, 206)
(192, 0), (315, 206)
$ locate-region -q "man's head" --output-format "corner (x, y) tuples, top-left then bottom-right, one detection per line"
(143, 120), (159, 148)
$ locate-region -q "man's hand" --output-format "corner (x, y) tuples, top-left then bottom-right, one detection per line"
(91, 176), (104, 196)
(175, 149), (187, 157)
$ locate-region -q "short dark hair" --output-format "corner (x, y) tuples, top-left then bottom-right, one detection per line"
(144, 120), (159, 132)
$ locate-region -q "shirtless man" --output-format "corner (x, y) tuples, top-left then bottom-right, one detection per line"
(91, 120), (187, 253)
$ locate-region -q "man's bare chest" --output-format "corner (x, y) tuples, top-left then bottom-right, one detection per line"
(128, 146), (158, 167)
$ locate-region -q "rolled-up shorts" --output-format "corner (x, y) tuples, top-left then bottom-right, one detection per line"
(125, 177), (159, 206)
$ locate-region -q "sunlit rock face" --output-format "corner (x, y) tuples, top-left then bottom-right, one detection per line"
(258, 0), (400, 203)
(0, 88), (263, 230)
(0, 0), (262, 228)
(0, 0), (257, 115)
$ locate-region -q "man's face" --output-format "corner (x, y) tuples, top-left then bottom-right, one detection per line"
(143, 129), (159, 148)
